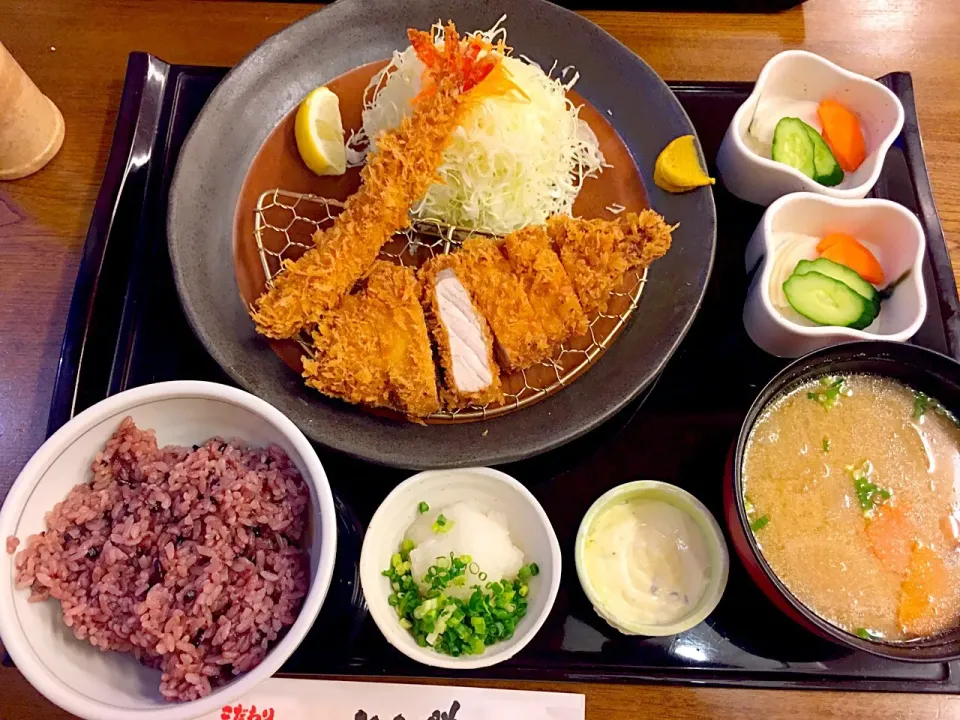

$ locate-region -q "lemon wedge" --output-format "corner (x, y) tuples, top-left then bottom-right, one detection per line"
(654, 135), (715, 193)
(295, 86), (346, 176)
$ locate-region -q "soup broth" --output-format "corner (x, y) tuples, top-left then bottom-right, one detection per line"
(742, 374), (960, 641)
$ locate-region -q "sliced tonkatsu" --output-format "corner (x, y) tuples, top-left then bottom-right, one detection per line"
(419, 256), (504, 410)
(502, 225), (588, 352)
(546, 210), (674, 316)
(304, 261), (440, 417)
(450, 238), (550, 370)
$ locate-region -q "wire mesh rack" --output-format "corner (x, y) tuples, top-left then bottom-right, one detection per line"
(254, 188), (647, 422)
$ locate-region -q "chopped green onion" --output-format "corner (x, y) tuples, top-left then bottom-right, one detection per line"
(913, 391), (934, 420)
(912, 391), (960, 427)
(431, 514), (454, 534)
(822, 436), (831, 452)
(848, 460), (891, 514)
(418, 501), (430, 514)
(807, 376), (846, 410)
(855, 627), (883, 641)
(518, 563), (540, 580)
(750, 515), (770, 532)
(383, 539), (536, 658)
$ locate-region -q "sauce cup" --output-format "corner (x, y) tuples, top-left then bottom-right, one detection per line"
(575, 480), (728, 637)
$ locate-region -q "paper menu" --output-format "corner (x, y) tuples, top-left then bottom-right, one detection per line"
(204, 678), (585, 720)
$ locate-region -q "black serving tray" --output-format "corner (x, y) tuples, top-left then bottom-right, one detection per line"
(42, 53), (960, 693)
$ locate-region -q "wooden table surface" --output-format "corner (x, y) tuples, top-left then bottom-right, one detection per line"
(2, 0), (960, 717)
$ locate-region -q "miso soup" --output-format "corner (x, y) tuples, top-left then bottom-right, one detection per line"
(742, 374), (960, 641)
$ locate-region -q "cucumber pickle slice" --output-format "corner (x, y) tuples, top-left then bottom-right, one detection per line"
(771, 117), (844, 187)
(783, 271), (869, 327)
(772, 117), (815, 179)
(800, 121), (844, 187)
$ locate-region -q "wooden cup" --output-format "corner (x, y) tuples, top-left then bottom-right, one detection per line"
(0, 42), (64, 180)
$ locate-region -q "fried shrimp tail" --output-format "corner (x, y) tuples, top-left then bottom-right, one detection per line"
(251, 23), (504, 339)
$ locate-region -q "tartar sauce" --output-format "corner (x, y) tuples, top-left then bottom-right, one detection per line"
(582, 499), (711, 626)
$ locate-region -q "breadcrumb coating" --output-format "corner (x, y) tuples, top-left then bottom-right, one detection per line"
(251, 24), (483, 339)
(450, 238), (549, 371)
(547, 210), (674, 316)
(302, 262), (440, 417)
(502, 225), (588, 353)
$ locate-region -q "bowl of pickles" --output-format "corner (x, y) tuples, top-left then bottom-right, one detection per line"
(743, 192), (927, 357)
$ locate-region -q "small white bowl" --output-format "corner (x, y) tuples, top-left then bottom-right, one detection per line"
(359, 467), (561, 669)
(0, 381), (338, 720)
(716, 50), (904, 205)
(575, 481), (729, 637)
(743, 193), (927, 357)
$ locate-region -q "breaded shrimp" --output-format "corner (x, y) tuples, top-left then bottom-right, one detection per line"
(547, 210), (674, 316)
(251, 23), (506, 339)
(302, 262), (439, 417)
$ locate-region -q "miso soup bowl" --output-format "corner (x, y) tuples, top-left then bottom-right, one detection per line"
(724, 341), (960, 662)
(716, 50), (904, 206)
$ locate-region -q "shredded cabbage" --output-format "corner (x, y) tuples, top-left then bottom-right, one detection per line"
(348, 19), (606, 235)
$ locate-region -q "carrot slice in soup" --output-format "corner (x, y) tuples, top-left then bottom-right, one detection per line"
(866, 505), (914, 576)
(898, 544), (950, 636)
(817, 99), (867, 172)
(818, 234), (885, 284)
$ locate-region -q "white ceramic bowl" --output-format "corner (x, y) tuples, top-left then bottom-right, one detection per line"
(359, 467), (561, 669)
(575, 481), (729, 637)
(716, 50), (904, 205)
(0, 381), (338, 720)
(743, 193), (927, 357)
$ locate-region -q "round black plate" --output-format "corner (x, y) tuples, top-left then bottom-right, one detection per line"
(167, 0), (716, 469)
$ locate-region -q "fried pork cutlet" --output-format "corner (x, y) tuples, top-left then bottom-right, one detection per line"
(502, 226), (588, 352)
(250, 24), (501, 340)
(303, 262), (439, 417)
(546, 210), (674, 316)
(451, 238), (549, 371)
(420, 257), (503, 410)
